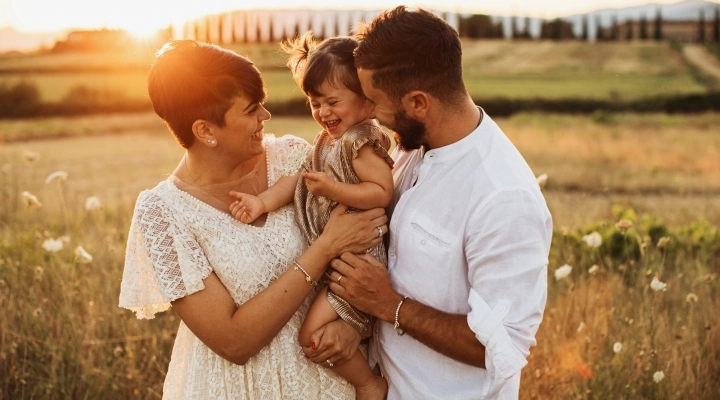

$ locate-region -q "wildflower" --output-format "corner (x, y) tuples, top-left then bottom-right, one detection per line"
(686, 293), (698, 303)
(41, 238), (64, 252)
(615, 219), (633, 233)
(657, 237), (672, 249)
(588, 265), (599, 275)
(85, 196), (102, 211)
(582, 231), (602, 248)
(554, 264), (572, 280)
(113, 346), (124, 358)
(653, 370), (665, 383)
(21, 191), (42, 208)
(58, 236), (71, 244)
(44, 171), (68, 184)
(32, 308), (42, 318)
(74, 246), (93, 264)
(0, 279), (6, 288)
(577, 322), (586, 333)
(613, 342), (623, 353)
(536, 173), (548, 189)
(650, 277), (667, 292)
(1, 163), (10, 175)
(23, 151), (39, 165)
(34, 266), (44, 281)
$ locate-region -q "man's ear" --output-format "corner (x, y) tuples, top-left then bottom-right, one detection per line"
(191, 120), (217, 147)
(401, 90), (429, 119)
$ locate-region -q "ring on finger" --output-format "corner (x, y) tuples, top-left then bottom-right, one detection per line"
(377, 226), (383, 238)
(336, 275), (343, 283)
(326, 359), (334, 367)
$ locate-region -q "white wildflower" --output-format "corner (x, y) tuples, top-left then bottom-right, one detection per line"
(653, 370), (665, 383)
(42, 238), (64, 252)
(74, 246), (93, 264)
(58, 235), (71, 244)
(613, 342), (623, 353)
(536, 173), (548, 189)
(21, 191), (42, 208)
(554, 264), (572, 281)
(23, 151), (39, 165)
(582, 231), (602, 248)
(615, 219), (633, 233)
(44, 171), (68, 184)
(686, 293), (698, 303)
(84, 196), (102, 211)
(588, 265), (599, 275)
(576, 322), (586, 333)
(657, 237), (672, 249)
(650, 276), (667, 292)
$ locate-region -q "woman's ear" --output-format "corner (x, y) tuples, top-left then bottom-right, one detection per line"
(192, 120), (217, 147)
(401, 90), (429, 119)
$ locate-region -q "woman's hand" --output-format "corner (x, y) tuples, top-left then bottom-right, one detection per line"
(318, 204), (388, 256)
(302, 319), (362, 367)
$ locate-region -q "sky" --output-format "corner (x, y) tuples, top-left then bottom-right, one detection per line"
(0, 0), (713, 35)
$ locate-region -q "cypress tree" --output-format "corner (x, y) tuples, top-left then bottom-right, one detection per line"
(713, 7), (719, 43)
(626, 19), (634, 40)
(640, 15), (648, 40)
(699, 9), (706, 43)
(581, 15), (589, 41)
(654, 8), (663, 40)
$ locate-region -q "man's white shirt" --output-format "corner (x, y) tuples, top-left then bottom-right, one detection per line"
(370, 111), (552, 399)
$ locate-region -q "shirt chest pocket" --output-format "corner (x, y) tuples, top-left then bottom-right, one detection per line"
(409, 217), (459, 272)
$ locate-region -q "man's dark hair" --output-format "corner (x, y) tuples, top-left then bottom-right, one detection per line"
(147, 40), (266, 148)
(354, 6), (467, 104)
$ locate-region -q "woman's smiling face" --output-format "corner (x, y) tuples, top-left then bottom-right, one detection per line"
(210, 96), (271, 160)
(308, 81), (374, 140)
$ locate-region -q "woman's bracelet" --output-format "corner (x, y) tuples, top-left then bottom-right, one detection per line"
(292, 260), (318, 287)
(394, 296), (409, 336)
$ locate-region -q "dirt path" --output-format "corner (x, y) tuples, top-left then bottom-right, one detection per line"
(683, 44), (720, 82)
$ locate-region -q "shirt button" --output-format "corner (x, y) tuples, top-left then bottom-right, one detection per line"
(500, 306), (506, 311)
(389, 250), (395, 258)
(421, 240), (426, 245)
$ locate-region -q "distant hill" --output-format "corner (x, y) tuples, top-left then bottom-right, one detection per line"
(0, 27), (66, 53)
(564, 0), (720, 26)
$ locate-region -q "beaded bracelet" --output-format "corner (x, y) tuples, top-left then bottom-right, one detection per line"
(394, 296), (409, 336)
(293, 261), (317, 287)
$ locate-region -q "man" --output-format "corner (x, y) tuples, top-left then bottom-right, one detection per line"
(327, 6), (553, 399)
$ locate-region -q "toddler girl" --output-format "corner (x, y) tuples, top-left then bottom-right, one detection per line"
(228, 32), (393, 400)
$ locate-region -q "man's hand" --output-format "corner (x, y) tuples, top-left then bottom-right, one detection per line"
(327, 253), (402, 322)
(302, 319), (362, 367)
(303, 170), (337, 198)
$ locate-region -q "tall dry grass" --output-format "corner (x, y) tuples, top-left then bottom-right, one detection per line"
(1, 113), (719, 398)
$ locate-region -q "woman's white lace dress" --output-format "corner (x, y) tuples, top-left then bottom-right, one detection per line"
(119, 135), (355, 399)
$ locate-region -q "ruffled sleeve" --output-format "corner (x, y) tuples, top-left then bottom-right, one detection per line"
(119, 189), (213, 319)
(342, 122), (394, 168)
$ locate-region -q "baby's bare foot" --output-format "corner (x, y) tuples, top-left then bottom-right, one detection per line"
(355, 375), (388, 400)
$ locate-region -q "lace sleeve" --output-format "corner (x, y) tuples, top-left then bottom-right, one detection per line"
(267, 134), (312, 181)
(118, 190), (213, 319)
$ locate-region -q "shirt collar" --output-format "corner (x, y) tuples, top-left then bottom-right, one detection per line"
(423, 107), (485, 165)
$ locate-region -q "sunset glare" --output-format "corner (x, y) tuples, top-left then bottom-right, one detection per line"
(1, 0), (709, 34)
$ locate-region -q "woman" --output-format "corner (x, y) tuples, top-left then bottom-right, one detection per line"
(118, 40), (386, 399)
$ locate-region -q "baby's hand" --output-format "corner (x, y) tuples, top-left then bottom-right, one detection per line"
(303, 171), (337, 198)
(229, 191), (266, 224)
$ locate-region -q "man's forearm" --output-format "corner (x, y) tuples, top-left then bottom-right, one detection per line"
(387, 298), (486, 368)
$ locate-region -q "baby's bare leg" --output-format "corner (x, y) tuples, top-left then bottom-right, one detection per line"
(299, 287), (387, 400)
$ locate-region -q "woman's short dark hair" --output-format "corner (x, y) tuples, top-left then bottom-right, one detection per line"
(147, 40), (266, 148)
(282, 32), (363, 98)
(354, 6), (467, 105)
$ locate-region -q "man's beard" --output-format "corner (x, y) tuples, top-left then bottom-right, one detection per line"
(392, 109), (427, 151)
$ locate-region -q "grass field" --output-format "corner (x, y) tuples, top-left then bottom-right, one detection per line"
(0, 40), (712, 103)
(1, 112), (718, 399)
